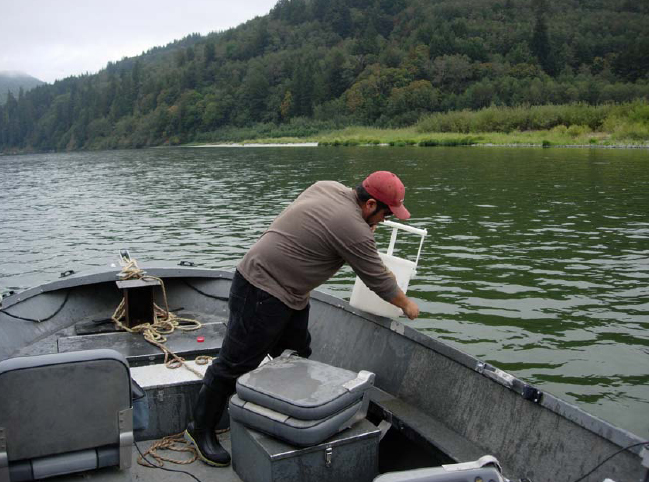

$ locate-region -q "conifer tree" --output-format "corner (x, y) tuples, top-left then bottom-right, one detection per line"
(530, 0), (555, 75)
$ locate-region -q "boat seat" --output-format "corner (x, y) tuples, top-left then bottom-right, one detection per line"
(373, 456), (506, 482)
(0, 349), (133, 482)
(229, 350), (375, 447)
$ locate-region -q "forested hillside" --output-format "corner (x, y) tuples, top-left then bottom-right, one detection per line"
(1, 0), (647, 152)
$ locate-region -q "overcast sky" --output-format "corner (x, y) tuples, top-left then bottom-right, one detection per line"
(1, 0), (278, 84)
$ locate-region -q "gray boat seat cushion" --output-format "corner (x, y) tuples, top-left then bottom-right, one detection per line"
(373, 456), (505, 482)
(229, 394), (363, 447)
(0, 349), (132, 469)
(230, 351), (375, 447)
(235, 352), (374, 420)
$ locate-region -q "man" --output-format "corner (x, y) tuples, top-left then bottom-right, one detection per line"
(185, 171), (420, 466)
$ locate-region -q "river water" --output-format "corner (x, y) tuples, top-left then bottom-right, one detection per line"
(0, 146), (647, 437)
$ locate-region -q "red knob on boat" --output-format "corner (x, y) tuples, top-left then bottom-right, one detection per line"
(197, 336), (205, 343)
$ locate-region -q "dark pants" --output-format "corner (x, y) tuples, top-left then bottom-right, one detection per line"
(203, 270), (312, 399)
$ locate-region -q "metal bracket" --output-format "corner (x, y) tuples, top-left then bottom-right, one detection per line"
(377, 420), (392, 441)
(280, 349), (299, 358)
(641, 443), (649, 470)
(325, 447), (333, 468)
(179, 261), (196, 267)
(477, 362), (543, 403)
(119, 250), (131, 264)
(522, 385), (543, 403)
(118, 409), (133, 470)
(344, 383), (375, 431)
(342, 370), (375, 392)
(443, 455), (503, 474)
(0, 427), (9, 482)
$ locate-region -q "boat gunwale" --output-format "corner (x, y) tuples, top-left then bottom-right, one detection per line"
(1, 266), (645, 456)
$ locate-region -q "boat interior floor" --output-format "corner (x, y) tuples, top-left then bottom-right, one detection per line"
(14, 311), (228, 362)
(8, 311), (456, 482)
(52, 433), (242, 482)
(3, 273), (646, 482)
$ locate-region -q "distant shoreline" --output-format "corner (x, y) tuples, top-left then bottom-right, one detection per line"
(181, 124), (649, 150)
(183, 141), (649, 149)
(3, 141), (648, 157)
(186, 142), (319, 148)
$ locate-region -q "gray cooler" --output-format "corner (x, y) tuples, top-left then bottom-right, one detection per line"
(229, 350), (375, 447)
(229, 351), (379, 482)
(231, 417), (380, 482)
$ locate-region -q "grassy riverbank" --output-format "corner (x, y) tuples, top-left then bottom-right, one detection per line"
(189, 101), (649, 148)
(227, 126), (633, 148)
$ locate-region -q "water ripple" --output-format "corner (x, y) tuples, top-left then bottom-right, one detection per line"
(0, 147), (647, 437)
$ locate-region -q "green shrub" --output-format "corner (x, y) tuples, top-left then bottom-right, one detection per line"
(418, 138), (440, 146)
(389, 139), (416, 146)
(567, 125), (589, 137)
(417, 110), (473, 133)
(610, 122), (649, 141)
(628, 103), (649, 125)
(418, 136), (478, 147)
(415, 102), (649, 134)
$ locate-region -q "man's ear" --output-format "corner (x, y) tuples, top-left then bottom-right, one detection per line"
(361, 198), (377, 219)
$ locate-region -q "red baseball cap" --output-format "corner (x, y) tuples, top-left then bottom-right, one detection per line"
(362, 171), (410, 220)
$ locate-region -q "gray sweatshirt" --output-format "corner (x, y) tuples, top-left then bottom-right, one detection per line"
(237, 180), (399, 310)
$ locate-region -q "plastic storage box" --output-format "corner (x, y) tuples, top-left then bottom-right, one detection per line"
(350, 220), (427, 318)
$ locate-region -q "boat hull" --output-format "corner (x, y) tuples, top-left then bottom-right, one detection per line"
(1, 267), (645, 482)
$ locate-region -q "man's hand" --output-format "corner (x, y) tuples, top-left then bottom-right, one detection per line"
(390, 289), (420, 320)
(402, 298), (420, 320)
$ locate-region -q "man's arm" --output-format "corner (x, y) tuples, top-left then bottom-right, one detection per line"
(390, 288), (420, 320)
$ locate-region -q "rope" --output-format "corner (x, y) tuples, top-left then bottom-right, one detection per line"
(114, 260), (221, 469)
(137, 432), (198, 468)
(111, 259), (213, 378)
(569, 441), (649, 482)
(0, 289), (71, 323)
(182, 280), (229, 301)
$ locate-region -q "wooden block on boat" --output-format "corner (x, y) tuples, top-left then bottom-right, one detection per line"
(57, 321), (226, 366)
(116, 278), (162, 328)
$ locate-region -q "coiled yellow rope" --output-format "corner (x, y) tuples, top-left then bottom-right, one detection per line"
(111, 259), (214, 378)
(113, 259), (221, 468)
(137, 432), (198, 467)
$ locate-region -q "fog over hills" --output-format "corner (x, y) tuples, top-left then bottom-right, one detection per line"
(0, 71), (45, 104)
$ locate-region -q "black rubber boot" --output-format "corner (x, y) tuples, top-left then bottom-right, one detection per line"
(185, 384), (231, 467)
